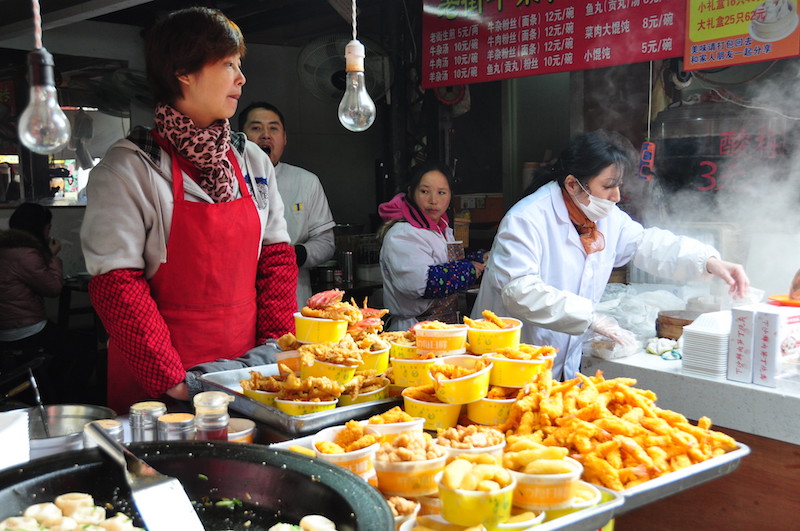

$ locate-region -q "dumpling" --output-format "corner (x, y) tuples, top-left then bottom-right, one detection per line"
(54, 493), (95, 517)
(23, 502), (63, 527)
(0, 516), (42, 530)
(100, 512), (142, 531)
(299, 515), (337, 531)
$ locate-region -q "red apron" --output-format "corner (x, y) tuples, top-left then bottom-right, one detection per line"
(107, 137), (261, 412)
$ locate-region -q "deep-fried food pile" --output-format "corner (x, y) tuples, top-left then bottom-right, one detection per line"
(379, 330), (416, 346)
(498, 369), (738, 490)
(277, 371), (344, 402)
(343, 370), (390, 399)
(375, 430), (445, 462)
(502, 434), (574, 474)
(401, 384), (444, 404)
(436, 425), (505, 449)
(302, 289), (364, 324)
(440, 458), (513, 492)
(277, 333), (303, 351)
(414, 320), (462, 329)
(386, 496), (419, 517)
(240, 368), (291, 393)
(463, 310), (516, 329)
(347, 298), (390, 340)
(430, 358), (491, 382)
(485, 386), (520, 400)
(315, 420), (381, 454)
(492, 344), (558, 361)
(368, 406), (415, 424)
(299, 335), (365, 367)
(352, 333), (390, 352)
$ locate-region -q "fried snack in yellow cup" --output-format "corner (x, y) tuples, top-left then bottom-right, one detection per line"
(466, 317), (522, 354)
(430, 355), (492, 404)
(294, 311), (348, 343)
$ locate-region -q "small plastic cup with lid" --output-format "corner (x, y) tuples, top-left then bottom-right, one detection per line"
(193, 391), (234, 441)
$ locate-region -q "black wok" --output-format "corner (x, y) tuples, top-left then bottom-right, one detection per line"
(0, 441), (393, 530)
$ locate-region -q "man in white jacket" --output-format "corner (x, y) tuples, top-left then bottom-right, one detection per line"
(473, 130), (749, 380)
(240, 102), (336, 309)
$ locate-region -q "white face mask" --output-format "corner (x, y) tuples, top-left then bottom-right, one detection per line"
(574, 180), (616, 221)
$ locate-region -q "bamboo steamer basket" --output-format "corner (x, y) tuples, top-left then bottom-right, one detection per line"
(656, 310), (702, 340)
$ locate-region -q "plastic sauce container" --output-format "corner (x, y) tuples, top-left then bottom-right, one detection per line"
(194, 391), (234, 441)
(227, 418), (256, 443)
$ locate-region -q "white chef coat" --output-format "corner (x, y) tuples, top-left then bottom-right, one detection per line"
(275, 162), (336, 308)
(473, 181), (719, 380)
(380, 221), (455, 331)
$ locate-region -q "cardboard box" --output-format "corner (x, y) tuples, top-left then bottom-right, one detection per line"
(753, 304), (800, 388)
(727, 304), (762, 383)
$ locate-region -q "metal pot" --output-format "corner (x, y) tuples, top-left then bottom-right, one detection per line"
(0, 441), (393, 530)
(27, 404), (116, 460)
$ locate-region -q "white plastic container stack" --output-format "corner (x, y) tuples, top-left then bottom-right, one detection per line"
(681, 310), (732, 378)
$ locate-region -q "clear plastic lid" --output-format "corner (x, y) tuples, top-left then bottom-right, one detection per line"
(193, 391), (234, 416)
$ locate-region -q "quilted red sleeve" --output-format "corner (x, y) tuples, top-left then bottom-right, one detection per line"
(256, 242), (298, 343)
(88, 269), (186, 396)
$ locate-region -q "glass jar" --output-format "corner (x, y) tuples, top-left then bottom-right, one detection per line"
(193, 391), (233, 441)
(157, 413), (195, 441)
(129, 401), (167, 442)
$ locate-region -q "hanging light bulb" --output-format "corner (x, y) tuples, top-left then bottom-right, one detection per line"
(18, 0), (70, 155)
(18, 47), (71, 154)
(337, 0), (375, 132)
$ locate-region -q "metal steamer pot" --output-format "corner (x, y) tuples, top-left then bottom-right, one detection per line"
(0, 441), (393, 530)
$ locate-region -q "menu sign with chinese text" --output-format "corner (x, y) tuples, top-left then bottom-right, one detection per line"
(422, 0), (685, 88)
(684, 0), (800, 70)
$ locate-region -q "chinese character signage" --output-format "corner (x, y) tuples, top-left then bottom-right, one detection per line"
(684, 0), (800, 70)
(421, 0), (685, 88)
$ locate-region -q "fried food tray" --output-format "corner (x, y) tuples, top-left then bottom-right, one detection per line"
(616, 442), (750, 514)
(198, 364), (400, 436)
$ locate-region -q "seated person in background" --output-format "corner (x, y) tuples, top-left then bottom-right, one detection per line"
(240, 101), (335, 309)
(0, 202), (64, 402)
(378, 161), (487, 331)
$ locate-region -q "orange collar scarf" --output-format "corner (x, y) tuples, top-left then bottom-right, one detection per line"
(561, 188), (605, 254)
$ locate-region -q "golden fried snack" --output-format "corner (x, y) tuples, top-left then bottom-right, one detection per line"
(415, 320), (457, 329)
(240, 370), (288, 393)
(493, 344), (558, 361)
(277, 372), (344, 401)
(277, 333), (302, 351)
(368, 406), (415, 424)
(441, 458), (513, 491)
(430, 357), (491, 382)
(486, 386), (519, 400)
(343, 371), (389, 400)
(299, 339), (364, 367)
(379, 330), (416, 345)
(436, 425), (505, 449)
(401, 384), (443, 403)
(463, 310), (515, 329)
(386, 496), (418, 517)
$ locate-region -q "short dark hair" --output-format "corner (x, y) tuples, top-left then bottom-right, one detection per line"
(10, 202), (51, 245)
(238, 101), (285, 132)
(145, 7), (246, 106)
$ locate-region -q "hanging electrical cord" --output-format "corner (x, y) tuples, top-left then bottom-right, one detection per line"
(692, 75), (800, 121)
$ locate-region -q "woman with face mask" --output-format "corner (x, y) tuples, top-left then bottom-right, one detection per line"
(472, 130), (749, 380)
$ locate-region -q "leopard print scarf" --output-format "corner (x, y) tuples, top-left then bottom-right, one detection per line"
(154, 103), (236, 202)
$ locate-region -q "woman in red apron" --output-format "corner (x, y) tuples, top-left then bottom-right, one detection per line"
(377, 161), (488, 332)
(81, 7), (297, 413)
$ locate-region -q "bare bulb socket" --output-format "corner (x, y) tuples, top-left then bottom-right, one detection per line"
(28, 48), (56, 87)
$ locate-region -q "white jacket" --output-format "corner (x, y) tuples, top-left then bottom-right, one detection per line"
(472, 181), (719, 379)
(81, 132), (289, 279)
(275, 162), (335, 308)
(380, 222), (454, 331)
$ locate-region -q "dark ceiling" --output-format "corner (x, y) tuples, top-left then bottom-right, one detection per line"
(0, 0), (386, 47)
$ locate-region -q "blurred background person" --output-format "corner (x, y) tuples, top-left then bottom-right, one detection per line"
(474, 130), (749, 380)
(81, 7), (296, 413)
(378, 160), (486, 331)
(240, 101), (335, 309)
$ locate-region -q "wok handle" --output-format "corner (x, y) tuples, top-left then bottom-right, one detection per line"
(85, 420), (127, 468)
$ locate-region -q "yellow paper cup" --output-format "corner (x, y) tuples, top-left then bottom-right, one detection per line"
(274, 398), (338, 416)
(401, 392), (462, 431)
(430, 355), (493, 404)
(300, 359), (358, 385)
(338, 383), (390, 407)
(294, 312), (348, 343)
(466, 397), (515, 426)
(509, 457), (583, 511)
(414, 324), (468, 357)
(391, 357), (435, 387)
(485, 354), (546, 388)
(360, 347), (390, 374)
(543, 480), (602, 521)
(312, 425), (380, 479)
(242, 388), (278, 407)
(467, 318), (522, 354)
(437, 471), (516, 527)
(390, 341), (418, 359)
(374, 455), (447, 497)
(276, 350), (301, 374)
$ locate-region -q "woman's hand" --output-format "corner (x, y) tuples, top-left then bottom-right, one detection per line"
(166, 382), (189, 401)
(49, 237), (62, 256)
(471, 261), (486, 278)
(706, 257), (750, 299)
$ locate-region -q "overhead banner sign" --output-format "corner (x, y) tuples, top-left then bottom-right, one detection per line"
(684, 0), (800, 70)
(421, 0), (685, 88)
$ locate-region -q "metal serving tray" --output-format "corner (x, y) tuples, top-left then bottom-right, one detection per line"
(617, 442), (751, 514)
(198, 364), (400, 436)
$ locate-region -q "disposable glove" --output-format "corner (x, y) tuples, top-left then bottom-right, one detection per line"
(589, 313), (637, 348)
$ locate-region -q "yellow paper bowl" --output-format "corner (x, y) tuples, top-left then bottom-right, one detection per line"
(437, 471), (516, 527)
(390, 341), (418, 359)
(338, 383), (390, 407)
(300, 359), (359, 385)
(275, 350), (301, 374)
(242, 388), (278, 407)
(414, 324), (468, 357)
(374, 454), (447, 497)
(294, 312), (348, 343)
(312, 425), (380, 479)
(509, 457), (583, 511)
(274, 398), (338, 416)
(467, 318), (522, 355)
(401, 392), (462, 431)
(488, 507), (545, 530)
(466, 397), (516, 426)
(485, 355), (546, 388)
(430, 355), (493, 404)
(543, 480), (602, 521)
(391, 357), (436, 387)
(361, 347), (390, 374)
(434, 441), (506, 464)
(367, 417), (425, 443)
